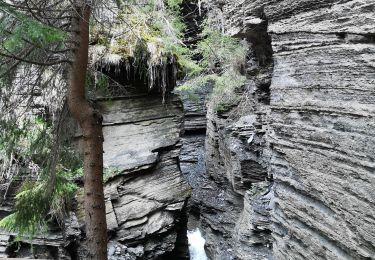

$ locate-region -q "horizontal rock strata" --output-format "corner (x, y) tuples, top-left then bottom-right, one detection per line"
(98, 94), (191, 259)
(202, 0), (375, 259)
(0, 94), (191, 259)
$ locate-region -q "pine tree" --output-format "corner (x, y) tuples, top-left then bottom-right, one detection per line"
(0, 1), (108, 258)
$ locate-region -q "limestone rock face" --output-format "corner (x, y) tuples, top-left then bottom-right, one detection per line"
(201, 0), (375, 259)
(99, 94), (191, 259)
(201, 102), (273, 260)
(0, 94), (191, 259)
(179, 40), (274, 260)
(1, 1), (374, 259)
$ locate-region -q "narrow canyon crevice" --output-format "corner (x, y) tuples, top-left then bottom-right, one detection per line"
(179, 1), (375, 260)
(176, 1), (275, 259)
(1, 1), (374, 260)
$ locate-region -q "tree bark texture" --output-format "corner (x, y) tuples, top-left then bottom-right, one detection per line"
(67, 2), (108, 259)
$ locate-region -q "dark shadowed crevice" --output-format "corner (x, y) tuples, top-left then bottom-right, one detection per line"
(95, 56), (178, 98)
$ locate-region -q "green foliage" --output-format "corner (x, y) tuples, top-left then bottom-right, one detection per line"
(60, 147), (83, 176)
(0, 116), (49, 161)
(0, 182), (49, 236)
(209, 71), (246, 112)
(0, 117), (82, 236)
(162, 1), (202, 76)
(165, 0), (186, 37)
(163, 37), (202, 76)
(48, 170), (79, 220)
(92, 0), (198, 76)
(0, 121), (27, 157)
(87, 71), (111, 97)
(196, 28), (247, 72)
(178, 27), (248, 113)
(2, 21), (66, 51)
(166, 0), (184, 12)
(0, 0), (74, 240)
(0, 170), (78, 236)
(178, 71), (246, 112)
(103, 167), (121, 182)
(0, 3), (66, 52)
(90, 23), (110, 47)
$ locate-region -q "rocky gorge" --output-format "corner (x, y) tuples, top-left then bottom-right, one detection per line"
(191, 0), (375, 259)
(1, 0), (375, 259)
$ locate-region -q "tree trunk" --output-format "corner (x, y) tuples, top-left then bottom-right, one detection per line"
(67, 3), (108, 260)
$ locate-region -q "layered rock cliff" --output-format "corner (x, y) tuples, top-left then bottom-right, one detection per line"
(0, 72), (191, 259)
(0, 1), (374, 260)
(98, 94), (191, 260)
(184, 31), (275, 260)
(192, 0), (375, 259)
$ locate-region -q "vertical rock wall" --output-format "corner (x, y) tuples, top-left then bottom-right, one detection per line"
(0, 93), (192, 259)
(1, 1), (374, 259)
(0, 69), (191, 259)
(202, 104), (273, 260)
(265, 1), (374, 259)
(97, 94), (191, 259)
(200, 0), (375, 259)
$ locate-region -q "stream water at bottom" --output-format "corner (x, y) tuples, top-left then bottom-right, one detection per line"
(187, 228), (208, 260)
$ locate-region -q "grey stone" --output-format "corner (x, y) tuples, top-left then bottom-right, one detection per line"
(197, 0), (375, 259)
(100, 94), (190, 259)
